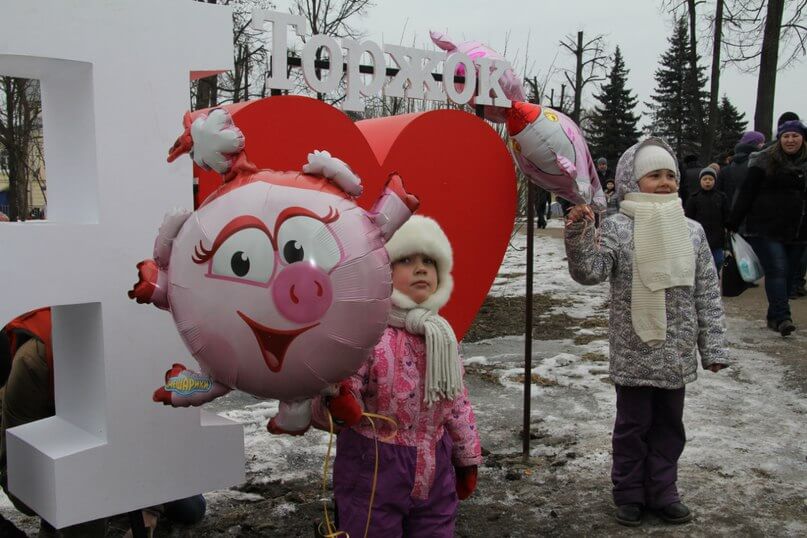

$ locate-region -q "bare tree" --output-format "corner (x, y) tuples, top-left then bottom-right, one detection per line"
(558, 31), (608, 124)
(721, 0), (807, 138)
(288, 0), (374, 103)
(663, 0), (713, 159)
(292, 0), (373, 41)
(0, 77), (43, 221)
(191, 0), (272, 109)
(704, 0), (725, 161)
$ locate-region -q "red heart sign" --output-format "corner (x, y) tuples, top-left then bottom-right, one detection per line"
(194, 96), (516, 340)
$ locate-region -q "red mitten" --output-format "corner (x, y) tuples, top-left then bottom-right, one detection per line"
(128, 259), (160, 304)
(327, 383), (362, 427)
(455, 465), (478, 500)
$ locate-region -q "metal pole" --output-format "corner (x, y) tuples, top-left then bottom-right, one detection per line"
(523, 182), (535, 460)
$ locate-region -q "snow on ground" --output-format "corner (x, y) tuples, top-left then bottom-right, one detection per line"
(3, 226), (806, 535)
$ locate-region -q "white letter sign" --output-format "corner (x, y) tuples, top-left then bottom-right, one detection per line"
(0, 0), (244, 528)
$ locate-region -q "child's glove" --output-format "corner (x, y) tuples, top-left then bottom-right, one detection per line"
(327, 382), (362, 427)
(455, 465), (478, 500)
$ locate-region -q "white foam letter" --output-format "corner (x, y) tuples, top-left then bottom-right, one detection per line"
(475, 57), (512, 108)
(301, 34), (344, 94)
(383, 45), (446, 101)
(252, 9), (307, 91)
(341, 39), (386, 111)
(0, 0), (244, 528)
(443, 53), (476, 105)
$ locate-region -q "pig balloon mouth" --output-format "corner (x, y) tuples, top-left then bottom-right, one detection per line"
(237, 311), (318, 373)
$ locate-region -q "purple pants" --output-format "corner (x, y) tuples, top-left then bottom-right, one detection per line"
(333, 428), (458, 538)
(611, 385), (686, 508)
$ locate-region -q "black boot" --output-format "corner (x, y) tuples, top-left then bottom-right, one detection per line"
(615, 504), (643, 527)
(767, 319), (796, 336)
(656, 502), (692, 524)
(778, 319), (796, 337)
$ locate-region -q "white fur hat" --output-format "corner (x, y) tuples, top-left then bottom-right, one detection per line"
(385, 215), (454, 312)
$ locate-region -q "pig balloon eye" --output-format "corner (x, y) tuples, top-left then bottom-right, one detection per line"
(210, 228), (275, 283)
(277, 216), (340, 271)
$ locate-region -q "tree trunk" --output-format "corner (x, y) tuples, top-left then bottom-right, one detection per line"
(573, 31), (583, 123)
(685, 0), (706, 156)
(7, 149), (28, 221)
(703, 0), (724, 162)
(194, 75), (218, 110)
(754, 0), (784, 140)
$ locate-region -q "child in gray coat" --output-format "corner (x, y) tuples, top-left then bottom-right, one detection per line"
(564, 138), (730, 527)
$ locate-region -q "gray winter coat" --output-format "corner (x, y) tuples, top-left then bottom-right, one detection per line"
(565, 138), (729, 389)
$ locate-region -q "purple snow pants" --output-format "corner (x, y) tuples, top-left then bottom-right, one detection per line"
(611, 385), (686, 508)
(333, 428), (458, 538)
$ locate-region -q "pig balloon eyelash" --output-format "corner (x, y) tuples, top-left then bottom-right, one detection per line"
(193, 240), (214, 264)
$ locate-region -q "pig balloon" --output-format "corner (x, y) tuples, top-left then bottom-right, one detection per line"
(430, 30), (527, 124)
(130, 106), (419, 434)
(506, 101), (606, 210)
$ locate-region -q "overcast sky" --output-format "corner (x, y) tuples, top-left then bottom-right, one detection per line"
(274, 0), (805, 134)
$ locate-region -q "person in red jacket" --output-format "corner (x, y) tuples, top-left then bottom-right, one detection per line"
(0, 309), (206, 537)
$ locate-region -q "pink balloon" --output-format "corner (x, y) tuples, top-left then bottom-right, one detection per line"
(131, 107), (419, 431)
(506, 101), (606, 209)
(430, 30), (527, 123)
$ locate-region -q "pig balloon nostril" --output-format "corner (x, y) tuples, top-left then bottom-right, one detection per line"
(315, 281), (323, 297)
(290, 285), (299, 304)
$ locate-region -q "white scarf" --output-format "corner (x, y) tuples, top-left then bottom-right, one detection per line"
(388, 295), (463, 406)
(619, 192), (695, 346)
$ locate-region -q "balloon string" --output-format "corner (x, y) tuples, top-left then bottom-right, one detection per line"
(318, 411), (398, 538)
(319, 411), (347, 538)
(359, 412), (397, 538)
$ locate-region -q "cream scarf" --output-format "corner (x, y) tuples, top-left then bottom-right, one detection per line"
(388, 297), (464, 406)
(619, 192), (695, 346)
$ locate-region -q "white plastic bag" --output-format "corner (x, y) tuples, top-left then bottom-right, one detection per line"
(730, 233), (764, 283)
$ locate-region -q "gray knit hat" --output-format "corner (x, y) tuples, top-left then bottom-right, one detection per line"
(699, 167), (717, 180)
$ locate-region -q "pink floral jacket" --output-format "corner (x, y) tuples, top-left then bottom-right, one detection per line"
(313, 326), (482, 500)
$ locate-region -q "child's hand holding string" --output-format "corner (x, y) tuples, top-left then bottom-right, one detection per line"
(566, 204), (595, 225)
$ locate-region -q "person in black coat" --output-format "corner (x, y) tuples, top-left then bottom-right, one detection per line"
(718, 131), (766, 207)
(686, 168), (729, 271)
(533, 186), (552, 228)
(728, 120), (807, 337)
(678, 154), (702, 203)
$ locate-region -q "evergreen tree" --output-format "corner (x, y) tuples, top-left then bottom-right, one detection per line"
(713, 95), (748, 158)
(647, 17), (709, 159)
(587, 46), (641, 165)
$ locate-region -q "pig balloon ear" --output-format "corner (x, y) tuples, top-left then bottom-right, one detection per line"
(188, 108), (246, 175)
(302, 150), (363, 196)
(430, 30), (457, 52)
(370, 173), (420, 241)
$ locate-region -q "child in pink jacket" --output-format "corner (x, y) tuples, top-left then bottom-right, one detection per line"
(313, 215), (482, 537)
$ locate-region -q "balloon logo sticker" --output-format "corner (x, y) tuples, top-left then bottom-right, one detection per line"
(544, 111), (559, 122)
(165, 371), (214, 396)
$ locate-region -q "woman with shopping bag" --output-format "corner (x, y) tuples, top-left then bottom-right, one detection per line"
(728, 120), (807, 337)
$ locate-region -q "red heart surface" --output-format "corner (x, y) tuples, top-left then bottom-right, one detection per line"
(194, 96), (516, 340)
